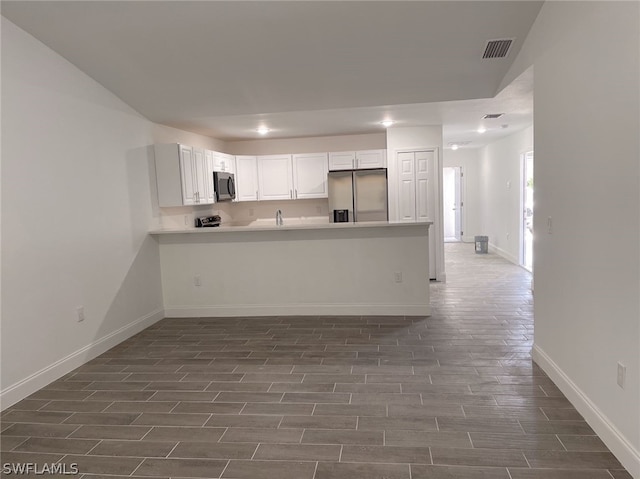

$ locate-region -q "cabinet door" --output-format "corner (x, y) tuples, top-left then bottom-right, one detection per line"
(235, 156), (259, 202)
(328, 151), (355, 171)
(179, 144), (197, 205)
(292, 153), (328, 199)
(398, 151), (416, 221)
(415, 151), (433, 221)
(204, 150), (216, 203)
(257, 155), (293, 200)
(223, 153), (236, 174)
(356, 149), (386, 169)
(192, 148), (209, 204)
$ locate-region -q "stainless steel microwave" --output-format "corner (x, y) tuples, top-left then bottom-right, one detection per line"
(213, 171), (236, 201)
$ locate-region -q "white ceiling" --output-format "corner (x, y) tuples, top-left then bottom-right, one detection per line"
(1, 1), (540, 148)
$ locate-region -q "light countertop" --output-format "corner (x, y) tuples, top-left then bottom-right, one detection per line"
(149, 220), (432, 235)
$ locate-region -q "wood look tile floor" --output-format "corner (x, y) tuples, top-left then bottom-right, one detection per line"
(1, 243), (633, 478)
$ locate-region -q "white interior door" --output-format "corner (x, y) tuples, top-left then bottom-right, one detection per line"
(398, 152), (416, 221)
(397, 150), (438, 280)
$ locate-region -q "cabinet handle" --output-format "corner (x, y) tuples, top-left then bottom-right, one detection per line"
(256, 190), (258, 199)
(295, 189), (298, 199)
(290, 189), (293, 199)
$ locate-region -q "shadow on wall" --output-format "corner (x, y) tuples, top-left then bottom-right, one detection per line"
(74, 234), (163, 374)
(88, 144), (163, 358)
(128, 144), (158, 249)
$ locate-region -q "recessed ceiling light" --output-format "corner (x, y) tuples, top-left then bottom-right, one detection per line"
(477, 127), (487, 134)
(257, 127), (270, 135)
(451, 144), (459, 150)
(380, 120), (395, 128)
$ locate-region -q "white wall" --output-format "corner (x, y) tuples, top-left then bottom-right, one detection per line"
(478, 126), (533, 263)
(0, 19), (216, 408)
(506, 3), (640, 475)
(386, 126), (443, 280)
(443, 148), (481, 243)
(225, 133), (385, 156)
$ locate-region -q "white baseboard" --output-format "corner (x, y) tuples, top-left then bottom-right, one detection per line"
(532, 344), (640, 478)
(488, 242), (519, 265)
(164, 303), (430, 317)
(1, 308), (165, 410)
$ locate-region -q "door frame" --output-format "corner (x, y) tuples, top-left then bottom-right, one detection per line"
(443, 166), (463, 242)
(519, 150), (534, 271)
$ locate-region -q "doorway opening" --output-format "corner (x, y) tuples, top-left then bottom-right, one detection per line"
(521, 151), (534, 271)
(443, 166), (462, 243)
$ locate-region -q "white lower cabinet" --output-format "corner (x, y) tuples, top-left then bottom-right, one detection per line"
(257, 155), (293, 200)
(155, 143), (213, 207)
(235, 156), (259, 202)
(292, 153), (329, 199)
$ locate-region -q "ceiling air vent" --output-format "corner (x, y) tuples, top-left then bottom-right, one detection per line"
(482, 39), (514, 59)
(483, 113), (504, 120)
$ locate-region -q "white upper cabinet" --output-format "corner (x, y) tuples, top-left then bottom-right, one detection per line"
(155, 143), (213, 207)
(356, 149), (386, 169)
(235, 156), (259, 202)
(257, 155), (293, 200)
(292, 153), (329, 199)
(178, 145), (196, 205)
(192, 147), (209, 205)
(328, 150), (386, 170)
(204, 150), (216, 203)
(328, 151), (356, 171)
(213, 151), (235, 173)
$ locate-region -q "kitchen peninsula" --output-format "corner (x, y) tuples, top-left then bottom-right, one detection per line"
(150, 221), (432, 317)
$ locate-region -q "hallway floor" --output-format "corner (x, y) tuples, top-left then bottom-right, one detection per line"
(1, 243), (632, 478)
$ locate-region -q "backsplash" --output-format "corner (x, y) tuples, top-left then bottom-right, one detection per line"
(152, 198), (330, 229)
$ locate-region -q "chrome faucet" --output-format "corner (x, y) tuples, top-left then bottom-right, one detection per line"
(275, 209), (283, 226)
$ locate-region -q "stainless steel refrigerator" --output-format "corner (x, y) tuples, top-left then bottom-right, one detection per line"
(328, 169), (388, 223)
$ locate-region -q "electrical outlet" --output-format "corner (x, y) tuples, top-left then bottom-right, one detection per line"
(194, 275), (201, 287)
(506, 232), (510, 239)
(76, 306), (85, 322)
(394, 272), (403, 283)
(184, 215), (189, 226)
(617, 362), (626, 389)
